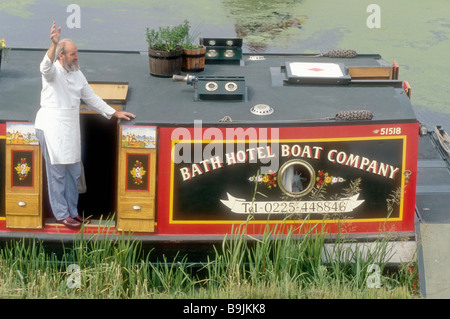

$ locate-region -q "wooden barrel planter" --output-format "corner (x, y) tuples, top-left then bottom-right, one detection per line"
(148, 47), (183, 77)
(182, 46), (206, 72)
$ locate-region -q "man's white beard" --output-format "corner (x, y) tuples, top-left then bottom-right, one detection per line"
(66, 61), (80, 72)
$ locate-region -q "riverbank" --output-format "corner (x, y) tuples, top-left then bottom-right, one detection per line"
(0, 221), (420, 299)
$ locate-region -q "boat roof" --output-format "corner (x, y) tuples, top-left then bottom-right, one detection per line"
(0, 48), (417, 125)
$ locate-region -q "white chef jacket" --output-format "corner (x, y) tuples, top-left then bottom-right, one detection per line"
(34, 54), (116, 165)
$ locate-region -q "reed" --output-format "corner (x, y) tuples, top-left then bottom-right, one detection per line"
(0, 216), (419, 299)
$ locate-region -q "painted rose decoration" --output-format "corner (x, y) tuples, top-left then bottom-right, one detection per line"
(15, 158), (31, 181)
(316, 170), (345, 187)
(130, 160), (146, 185)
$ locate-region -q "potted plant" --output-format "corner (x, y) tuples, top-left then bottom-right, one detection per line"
(1, 38), (11, 72)
(181, 20), (206, 72)
(146, 23), (187, 77)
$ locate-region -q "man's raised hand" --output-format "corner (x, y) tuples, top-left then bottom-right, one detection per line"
(50, 21), (61, 44)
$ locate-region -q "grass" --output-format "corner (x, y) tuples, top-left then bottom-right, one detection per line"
(0, 219), (420, 299)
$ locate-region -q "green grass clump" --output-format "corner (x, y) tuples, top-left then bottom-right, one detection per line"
(0, 219), (420, 299)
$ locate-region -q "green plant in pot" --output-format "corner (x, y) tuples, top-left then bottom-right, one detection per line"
(181, 20), (206, 72)
(146, 23), (187, 77)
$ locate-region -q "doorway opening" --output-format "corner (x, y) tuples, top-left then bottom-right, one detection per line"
(41, 82), (128, 227)
(78, 113), (118, 222)
(42, 114), (118, 226)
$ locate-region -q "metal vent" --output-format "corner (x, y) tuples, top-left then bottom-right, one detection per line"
(250, 104), (274, 116)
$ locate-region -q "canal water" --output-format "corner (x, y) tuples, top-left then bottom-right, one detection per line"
(1, 0), (449, 130)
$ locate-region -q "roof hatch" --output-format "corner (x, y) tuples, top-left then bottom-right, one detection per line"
(282, 62), (351, 85)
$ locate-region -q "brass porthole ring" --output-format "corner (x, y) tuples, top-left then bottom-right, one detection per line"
(205, 82), (218, 92)
(208, 40), (216, 46)
(225, 82), (238, 92)
(207, 49), (218, 57)
(226, 40), (234, 46)
(278, 159), (316, 198)
(224, 50), (235, 58)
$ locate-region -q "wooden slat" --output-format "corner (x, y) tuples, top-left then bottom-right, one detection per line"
(117, 218), (155, 233)
(80, 104), (122, 114)
(89, 82), (128, 103)
(6, 215), (43, 229)
(348, 66), (393, 80)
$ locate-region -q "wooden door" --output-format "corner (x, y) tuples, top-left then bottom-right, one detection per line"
(5, 123), (43, 229)
(116, 125), (157, 232)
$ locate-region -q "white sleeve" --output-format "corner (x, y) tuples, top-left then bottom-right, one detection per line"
(40, 54), (56, 82)
(80, 77), (117, 119)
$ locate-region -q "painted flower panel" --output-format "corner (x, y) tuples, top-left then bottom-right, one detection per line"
(316, 170), (345, 187)
(249, 171), (277, 189)
(15, 158), (31, 181)
(130, 160), (147, 185)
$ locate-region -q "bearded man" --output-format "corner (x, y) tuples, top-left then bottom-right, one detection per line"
(34, 22), (136, 228)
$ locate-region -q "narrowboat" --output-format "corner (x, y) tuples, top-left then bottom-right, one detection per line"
(0, 43), (430, 258)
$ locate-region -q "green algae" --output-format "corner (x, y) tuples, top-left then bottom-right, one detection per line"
(223, 0), (450, 113)
(1, 0), (449, 113)
(0, 0), (35, 18)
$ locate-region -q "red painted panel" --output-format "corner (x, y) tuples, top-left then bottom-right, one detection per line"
(0, 123), (6, 136)
(157, 122), (419, 236)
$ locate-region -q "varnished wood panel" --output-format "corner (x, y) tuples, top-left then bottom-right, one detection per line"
(5, 145), (40, 194)
(348, 66), (393, 80)
(6, 194), (40, 216)
(116, 144), (156, 232)
(5, 144), (43, 228)
(118, 148), (156, 197)
(117, 196), (155, 220)
(117, 218), (155, 233)
(89, 82), (128, 103)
